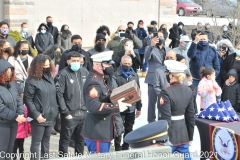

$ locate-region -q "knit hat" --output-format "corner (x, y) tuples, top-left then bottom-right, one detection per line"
(95, 33), (106, 42)
(151, 21), (157, 25)
(176, 54), (185, 62)
(178, 21), (184, 26)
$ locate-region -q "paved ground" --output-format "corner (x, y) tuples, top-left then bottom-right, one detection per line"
(21, 76), (202, 160)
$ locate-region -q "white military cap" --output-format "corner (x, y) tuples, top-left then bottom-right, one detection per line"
(164, 60), (187, 73)
(90, 51), (115, 64)
(180, 35), (191, 42)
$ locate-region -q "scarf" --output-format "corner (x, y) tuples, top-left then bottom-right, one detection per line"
(120, 66), (133, 79)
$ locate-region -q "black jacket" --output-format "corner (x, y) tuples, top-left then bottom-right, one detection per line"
(23, 75), (59, 126)
(204, 29), (215, 43)
(169, 25), (181, 40)
(0, 60), (24, 127)
(81, 70), (120, 141)
(56, 66), (89, 117)
(113, 68), (142, 111)
(222, 69), (240, 111)
(35, 32), (54, 54)
(47, 25), (59, 44)
(58, 49), (91, 71)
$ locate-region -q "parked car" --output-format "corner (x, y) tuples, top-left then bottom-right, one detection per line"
(194, 0), (237, 17)
(177, 0), (203, 16)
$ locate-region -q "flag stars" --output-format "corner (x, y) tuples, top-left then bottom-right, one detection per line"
(210, 106), (214, 112)
(207, 114), (212, 119)
(215, 115), (220, 120)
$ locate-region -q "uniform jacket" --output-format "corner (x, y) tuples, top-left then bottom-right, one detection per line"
(8, 55), (34, 81)
(197, 77), (222, 109)
(113, 68), (142, 111)
(187, 42), (220, 80)
(16, 104), (31, 139)
(24, 75), (59, 126)
(57, 33), (71, 51)
(0, 60), (24, 128)
(0, 34), (16, 47)
(222, 69), (240, 111)
(59, 49), (91, 71)
(35, 32), (54, 54)
(107, 35), (142, 62)
(159, 82), (195, 145)
(56, 66), (89, 117)
(81, 70), (121, 141)
(144, 45), (170, 85)
(153, 66), (169, 95)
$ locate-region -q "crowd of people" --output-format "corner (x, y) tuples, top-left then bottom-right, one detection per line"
(0, 15), (240, 160)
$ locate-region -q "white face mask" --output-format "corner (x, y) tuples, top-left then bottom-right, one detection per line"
(187, 81), (192, 86)
(124, 45), (132, 51)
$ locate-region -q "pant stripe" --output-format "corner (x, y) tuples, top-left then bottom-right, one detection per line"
(96, 140), (100, 153)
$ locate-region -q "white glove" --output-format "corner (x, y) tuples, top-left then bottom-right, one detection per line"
(189, 141), (193, 146)
(117, 98), (132, 112)
(65, 114), (73, 119)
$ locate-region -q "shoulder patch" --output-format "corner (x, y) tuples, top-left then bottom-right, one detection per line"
(89, 87), (98, 98)
(160, 96), (164, 105)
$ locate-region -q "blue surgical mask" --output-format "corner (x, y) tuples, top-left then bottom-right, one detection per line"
(70, 63), (81, 71)
(23, 28), (28, 33)
(236, 49), (240, 56)
(41, 30), (46, 34)
(184, 43), (189, 48)
(223, 28), (228, 32)
(124, 45), (131, 51)
(198, 41), (209, 47)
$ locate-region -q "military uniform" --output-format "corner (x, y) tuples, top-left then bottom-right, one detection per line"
(81, 51), (123, 153)
(159, 60), (195, 160)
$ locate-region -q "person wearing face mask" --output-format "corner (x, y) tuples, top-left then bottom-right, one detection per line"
(55, 51), (89, 157)
(0, 59), (26, 160)
(158, 24), (168, 40)
(0, 21), (16, 47)
(217, 24), (232, 43)
(8, 40), (34, 98)
(112, 55), (142, 151)
(81, 51), (131, 153)
(46, 16), (59, 44)
(115, 40), (142, 72)
(203, 23), (215, 44)
(0, 39), (14, 60)
(23, 54), (59, 160)
(126, 21), (136, 36)
(96, 25), (111, 45)
(57, 24), (72, 51)
(35, 23), (54, 54)
(150, 20), (158, 33)
(19, 22), (35, 49)
(107, 25), (142, 70)
(168, 23), (181, 49)
(59, 34), (91, 71)
(177, 21), (186, 36)
(144, 31), (170, 123)
(221, 42), (240, 85)
(173, 35), (191, 69)
(187, 32), (220, 98)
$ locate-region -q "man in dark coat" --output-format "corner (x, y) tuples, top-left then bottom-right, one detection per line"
(46, 16), (59, 44)
(56, 51), (89, 156)
(113, 55), (142, 151)
(81, 51), (131, 153)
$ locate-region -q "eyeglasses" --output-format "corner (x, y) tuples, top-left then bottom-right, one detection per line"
(118, 30), (125, 32)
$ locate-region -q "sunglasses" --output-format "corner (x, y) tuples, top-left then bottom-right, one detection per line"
(118, 30), (125, 32)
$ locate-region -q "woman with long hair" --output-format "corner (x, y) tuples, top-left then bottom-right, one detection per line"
(57, 24), (72, 50)
(0, 39), (14, 60)
(23, 54), (59, 160)
(0, 59), (26, 160)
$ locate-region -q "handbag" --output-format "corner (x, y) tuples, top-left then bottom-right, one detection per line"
(15, 58), (28, 93)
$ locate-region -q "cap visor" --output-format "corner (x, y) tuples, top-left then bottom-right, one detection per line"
(163, 141), (173, 146)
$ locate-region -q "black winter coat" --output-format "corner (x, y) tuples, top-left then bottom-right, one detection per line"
(169, 27), (181, 40)
(24, 75), (59, 126)
(35, 32), (54, 54)
(222, 69), (240, 111)
(47, 26), (59, 44)
(56, 66), (89, 117)
(0, 60), (24, 127)
(113, 68), (142, 111)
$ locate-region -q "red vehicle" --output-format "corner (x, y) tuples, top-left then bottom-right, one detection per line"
(177, 0), (203, 16)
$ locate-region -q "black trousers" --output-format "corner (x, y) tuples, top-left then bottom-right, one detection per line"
(139, 54), (144, 69)
(59, 115), (85, 156)
(114, 111), (135, 151)
(13, 139), (25, 160)
(30, 124), (52, 160)
(0, 125), (18, 160)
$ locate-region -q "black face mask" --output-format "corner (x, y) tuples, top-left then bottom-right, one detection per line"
(71, 44), (82, 51)
(103, 65), (114, 75)
(21, 50), (29, 55)
(128, 27), (133, 30)
(4, 47), (10, 53)
(95, 42), (105, 52)
(122, 65), (131, 72)
(47, 22), (52, 27)
(157, 38), (165, 45)
(43, 67), (51, 75)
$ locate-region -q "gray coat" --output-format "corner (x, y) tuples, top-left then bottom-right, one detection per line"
(57, 33), (71, 51)
(35, 32), (54, 54)
(173, 46), (190, 69)
(144, 45), (170, 85)
(0, 35), (16, 47)
(153, 66), (169, 95)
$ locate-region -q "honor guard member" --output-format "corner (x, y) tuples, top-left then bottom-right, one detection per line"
(159, 60), (195, 160)
(81, 51), (131, 153)
(56, 51), (89, 156)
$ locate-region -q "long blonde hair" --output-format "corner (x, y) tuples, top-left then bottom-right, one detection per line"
(171, 73), (185, 83)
